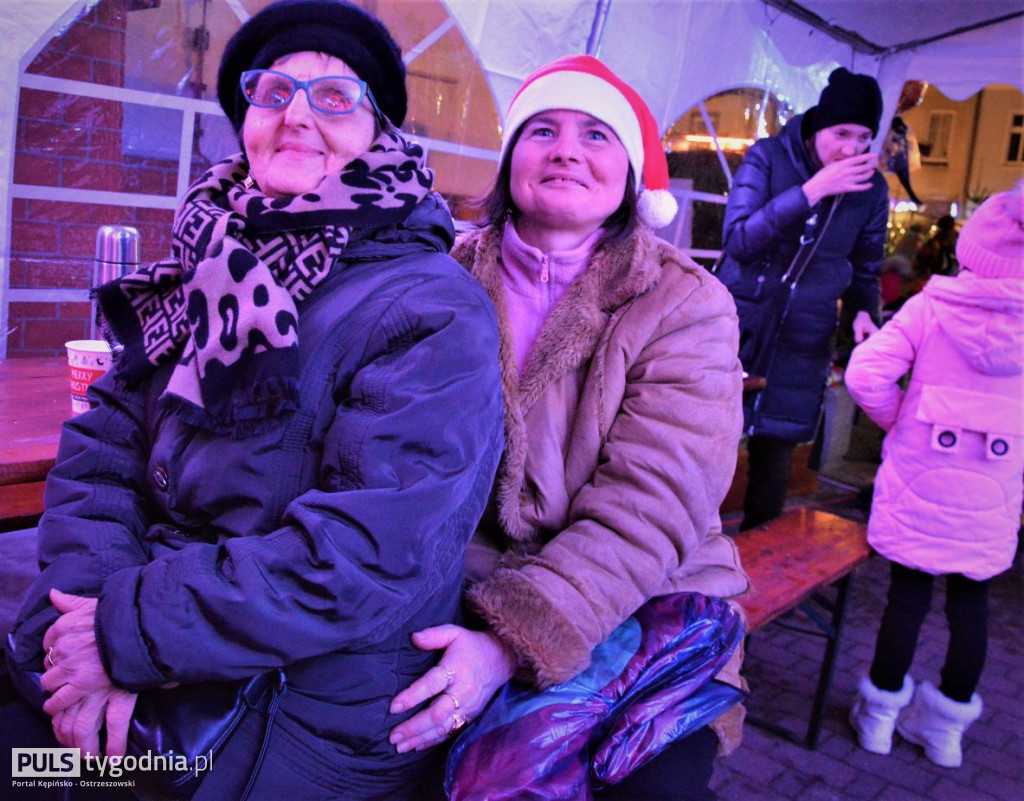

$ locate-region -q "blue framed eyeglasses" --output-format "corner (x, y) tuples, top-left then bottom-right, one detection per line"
(240, 69), (383, 121)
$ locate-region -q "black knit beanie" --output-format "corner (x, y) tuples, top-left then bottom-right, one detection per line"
(803, 67), (883, 139)
(217, 0), (407, 131)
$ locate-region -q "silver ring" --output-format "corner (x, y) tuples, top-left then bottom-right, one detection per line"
(46, 647), (56, 668)
(437, 663), (455, 688)
(442, 691), (461, 710)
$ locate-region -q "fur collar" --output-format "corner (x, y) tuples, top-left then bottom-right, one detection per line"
(452, 223), (666, 540)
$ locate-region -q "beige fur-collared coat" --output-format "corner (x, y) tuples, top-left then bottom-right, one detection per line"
(453, 222), (751, 750)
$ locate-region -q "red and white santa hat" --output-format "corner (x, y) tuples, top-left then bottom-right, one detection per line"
(501, 54), (678, 229)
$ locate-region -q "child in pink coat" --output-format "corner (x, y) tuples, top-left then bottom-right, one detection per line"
(845, 182), (1023, 768)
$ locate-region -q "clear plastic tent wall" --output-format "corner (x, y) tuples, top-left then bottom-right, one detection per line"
(443, 0), (1024, 136)
(443, 0), (842, 133)
(0, 0), (501, 357)
(2, 0), (1022, 357)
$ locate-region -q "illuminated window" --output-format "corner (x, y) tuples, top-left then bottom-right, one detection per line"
(663, 88), (793, 157)
(920, 110), (955, 163)
(660, 87), (794, 256)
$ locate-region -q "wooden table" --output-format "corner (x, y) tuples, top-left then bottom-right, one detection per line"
(0, 357), (71, 529)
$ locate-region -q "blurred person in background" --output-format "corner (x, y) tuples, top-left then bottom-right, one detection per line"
(716, 67), (889, 531)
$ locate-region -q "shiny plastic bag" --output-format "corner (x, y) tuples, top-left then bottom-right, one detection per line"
(445, 592), (746, 800)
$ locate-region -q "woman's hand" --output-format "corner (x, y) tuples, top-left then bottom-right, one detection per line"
(852, 310), (880, 343)
(40, 589), (138, 756)
(388, 625), (517, 753)
(41, 589), (109, 708)
(802, 152), (877, 206)
(49, 689), (138, 757)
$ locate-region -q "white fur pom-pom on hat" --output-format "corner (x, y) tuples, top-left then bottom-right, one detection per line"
(956, 180), (1024, 279)
(501, 55), (678, 229)
(637, 187), (679, 229)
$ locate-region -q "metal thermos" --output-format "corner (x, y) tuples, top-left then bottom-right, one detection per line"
(91, 225), (140, 339)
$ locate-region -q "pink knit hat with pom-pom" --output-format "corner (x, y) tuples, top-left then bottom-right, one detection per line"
(500, 55), (677, 229)
(956, 181), (1024, 278)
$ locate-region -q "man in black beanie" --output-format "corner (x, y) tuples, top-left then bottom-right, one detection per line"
(716, 67), (890, 531)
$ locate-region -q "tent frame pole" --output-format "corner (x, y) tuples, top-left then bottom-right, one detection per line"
(699, 100), (733, 190)
(586, 0), (613, 57)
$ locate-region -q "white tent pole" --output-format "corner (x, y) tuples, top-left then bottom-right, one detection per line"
(0, 0), (82, 359)
(403, 18), (456, 65)
(585, 0), (613, 57)
(757, 85), (771, 139)
(887, 9), (1024, 55)
(699, 100), (733, 191)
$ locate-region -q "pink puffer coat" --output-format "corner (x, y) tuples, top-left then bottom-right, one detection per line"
(845, 271), (1024, 580)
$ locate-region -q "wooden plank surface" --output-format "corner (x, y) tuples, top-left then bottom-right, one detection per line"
(734, 508), (870, 630)
(0, 481), (47, 531)
(0, 357), (70, 487)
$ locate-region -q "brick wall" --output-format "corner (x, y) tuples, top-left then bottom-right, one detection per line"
(8, 0), (178, 355)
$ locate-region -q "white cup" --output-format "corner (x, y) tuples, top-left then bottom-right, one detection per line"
(65, 339), (113, 414)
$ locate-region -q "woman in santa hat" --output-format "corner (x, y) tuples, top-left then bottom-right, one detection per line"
(390, 55), (749, 799)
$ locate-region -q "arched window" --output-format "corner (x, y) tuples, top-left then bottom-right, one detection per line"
(658, 86), (794, 261)
(4, 0), (500, 356)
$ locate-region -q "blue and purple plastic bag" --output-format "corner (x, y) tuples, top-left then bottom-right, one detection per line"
(445, 592), (746, 800)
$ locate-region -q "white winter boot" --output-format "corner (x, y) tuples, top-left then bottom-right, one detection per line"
(896, 680), (983, 768)
(849, 674), (914, 754)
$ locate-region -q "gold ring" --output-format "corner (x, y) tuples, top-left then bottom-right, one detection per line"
(449, 712), (468, 734)
(46, 647), (56, 668)
(442, 691), (461, 710)
(437, 663), (455, 687)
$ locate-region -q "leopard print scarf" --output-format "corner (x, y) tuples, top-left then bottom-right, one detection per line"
(96, 128), (433, 436)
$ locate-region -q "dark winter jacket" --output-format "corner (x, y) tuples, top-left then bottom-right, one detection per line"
(716, 113), (888, 442)
(10, 194), (504, 797)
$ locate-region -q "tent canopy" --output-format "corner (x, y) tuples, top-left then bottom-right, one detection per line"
(443, 0), (1024, 135)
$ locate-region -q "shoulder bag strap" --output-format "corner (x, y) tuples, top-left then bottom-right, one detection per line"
(749, 193), (847, 386)
(780, 193), (845, 288)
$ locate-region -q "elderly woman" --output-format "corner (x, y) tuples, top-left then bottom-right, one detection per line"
(4, 1), (502, 799)
(389, 56), (748, 800)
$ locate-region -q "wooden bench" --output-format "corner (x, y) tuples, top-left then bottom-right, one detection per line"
(733, 507), (871, 749)
(0, 482), (47, 533)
